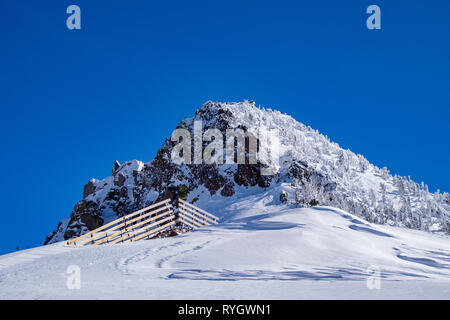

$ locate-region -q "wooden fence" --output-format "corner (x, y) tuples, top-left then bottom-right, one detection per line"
(66, 198), (219, 246)
(178, 199), (219, 229)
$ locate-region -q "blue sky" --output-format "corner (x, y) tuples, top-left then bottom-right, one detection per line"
(0, 0), (449, 254)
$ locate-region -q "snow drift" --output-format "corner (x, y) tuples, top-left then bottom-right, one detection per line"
(2, 199), (450, 299)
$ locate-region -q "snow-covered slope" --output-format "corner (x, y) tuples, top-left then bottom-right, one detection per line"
(45, 101), (450, 244)
(2, 201), (450, 299)
(4, 101), (449, 299)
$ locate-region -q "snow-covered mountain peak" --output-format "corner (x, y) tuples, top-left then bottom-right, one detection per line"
(45, 101), (450, 244)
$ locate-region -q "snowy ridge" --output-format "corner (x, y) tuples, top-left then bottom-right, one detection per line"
(45, 101), (450, 244)
(193, 101), (450, 230)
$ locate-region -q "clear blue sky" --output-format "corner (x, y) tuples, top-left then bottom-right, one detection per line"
(1, 0), (449, 254)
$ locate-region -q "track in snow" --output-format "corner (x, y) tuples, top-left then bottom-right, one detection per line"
(1, 205), (450, 299)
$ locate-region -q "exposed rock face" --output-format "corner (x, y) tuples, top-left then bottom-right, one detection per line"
(83, 180), (96, 199)
(45, 100), (450, 244)
(112, 160), (121, 175)
(114, 173), (126, 187)
(279, 191), (288, 204)
(221, 183), (235, 197)
(234, 164), (271, 188)
(62, 200), (103, 240)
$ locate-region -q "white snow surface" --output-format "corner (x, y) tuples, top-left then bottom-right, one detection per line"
(2, 192), (450, 299)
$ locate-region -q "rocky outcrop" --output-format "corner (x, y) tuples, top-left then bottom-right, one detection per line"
(83, 180), (96, 199)
(45, 101), (284, 244)
(112, 160), (121, 175)
(221, 183), (235, 197)
(61, 200), (103, 241)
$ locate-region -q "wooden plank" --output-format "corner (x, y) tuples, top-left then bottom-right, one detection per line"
(126, 214), (174, 239)
(179, 199), (219, 221)
(123, 198), (170, 216)
(179, 204), (217, 225)
(179, 199), (219, 220)
(67, 198), (170, 245)
(179, 210), (205, 227)
(92, 210), (172, 246)
(77, 205), (172, 246)
(91, 209), (172, 246)
(129, 220), (176, 242)
(179, 204), (218, 225)
(66, 216), (126, 245)
(179, 208), (208, 227)
(178, 218), (197, 230)
(108, 215), (174, 245)
(66, 199), (171, 245)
